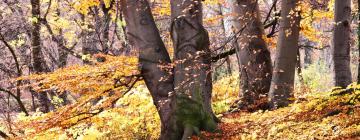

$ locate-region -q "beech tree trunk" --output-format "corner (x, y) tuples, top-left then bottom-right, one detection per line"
(169, 0), (217, 138)
(268, 0), (301, 109)
(122, 0), (217, 139)
(228, 0), (272, 110)
(170, 0), (214, 117)
(219, 4), (233, 76)
(333, 0), (352, 88)
(31, 0), (51, 113)
(121, 0), (174, 138)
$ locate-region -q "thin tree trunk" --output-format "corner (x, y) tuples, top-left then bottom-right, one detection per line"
(297, 49), (304, 84)
(31, 0), (51, 113)
(333, 0), (352, 88)
(304, 43), (313, 68)
(100, 0), (114, 54)
(0, 33), (29, 115)
(269, 0), (301, 109)
(357, 0), (360, 84)
(219, 4), (233, 75)
(80, 13), (100, 63)
(228, 0), (272, 109)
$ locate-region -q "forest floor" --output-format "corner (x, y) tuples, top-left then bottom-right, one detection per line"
(199, 86), (360, 139)
(2, 75), (360, 139)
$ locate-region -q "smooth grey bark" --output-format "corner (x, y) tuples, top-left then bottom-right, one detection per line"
(31, 0), (51, 113)
(123, 0), (217, 139)
(269, 0), (301, 109)
(171, 0), (214, 117)
(170, 0), (217, 138)
(228, 0), (272, 109)
(333, 0), (352, 88)
(219, 4), (233, 76)
(121, 0), (174, 138)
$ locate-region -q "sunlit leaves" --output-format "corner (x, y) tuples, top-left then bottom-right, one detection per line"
(13, 54), (140, 137)
(73, 0), (100, 15)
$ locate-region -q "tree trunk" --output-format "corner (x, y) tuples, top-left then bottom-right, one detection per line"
(297, 49), (304, 84)
(80, 13), (100, 63)
(358, 0), (360, 84)
(123, 0), (217, 139)
(333, 0), (352, 88)
(304, 43), (313, 68)
(268, 0), (301, 109)
(100, 0), (114, 54)
(219, 4), (233, 76)
(170, 0), (214, 117)
(228, 0), (272, 109)
(121, 0), (174, 138)
(170, 0), (217, 138)
(31, 0), (51, 113)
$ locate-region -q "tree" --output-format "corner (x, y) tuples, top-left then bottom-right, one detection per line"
(227, 0), (272, 110)
(31, 0), (51, 113)
(269, 0), (301, 109)
(122, 0), (217, 139)
(358, 0), (360, 84)
(333, 0), (352, 88)
(121, 0), (174, 137)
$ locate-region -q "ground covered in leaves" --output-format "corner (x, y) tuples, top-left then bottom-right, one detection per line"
(2, 75), (360, 139)
(200, 85), (360, 139)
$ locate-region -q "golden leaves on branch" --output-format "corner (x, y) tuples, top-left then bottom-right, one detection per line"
(14, 54), (141, 136)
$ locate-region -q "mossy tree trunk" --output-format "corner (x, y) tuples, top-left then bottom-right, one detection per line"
(122, 0), (217, 139)
(170, 0), (215, 120)
(169, 0), (217, 139)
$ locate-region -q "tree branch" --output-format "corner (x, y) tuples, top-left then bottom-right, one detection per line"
(0, 130), (9, 139)
(211, 48), (236, 62)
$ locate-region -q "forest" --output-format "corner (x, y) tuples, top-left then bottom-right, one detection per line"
(0, 0), (360, 139)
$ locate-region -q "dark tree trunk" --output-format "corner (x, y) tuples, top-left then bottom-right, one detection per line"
(357, 0), (360, 84)
(268, 0), (301, 109)
(304, 44), (313, 68)
(228, 0), (272, 109)
(333, 0), (352, 88)
(80, 13), (100, 64)
(31, 0), (51, 113)
(297, 49), (304, 84)
(100, 0), (114, 54)
(0, 130), (9, 139)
